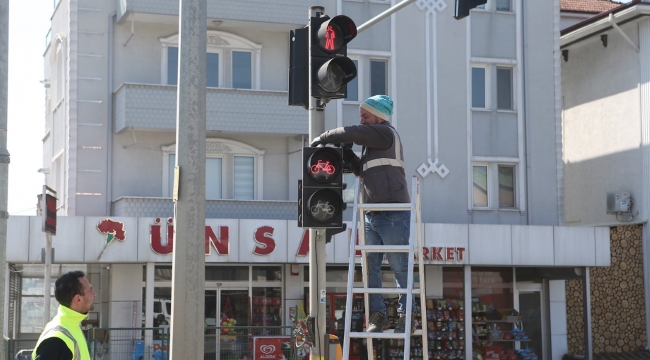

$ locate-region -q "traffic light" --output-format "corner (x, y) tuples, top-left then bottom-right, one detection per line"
(299, 146), (346, 228)
(310, 15), (357, 99)
(454, 0), (487, 19)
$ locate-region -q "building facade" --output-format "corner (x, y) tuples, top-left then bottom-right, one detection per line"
(561, 0), (650, 355)
(4, 0), (611, 359)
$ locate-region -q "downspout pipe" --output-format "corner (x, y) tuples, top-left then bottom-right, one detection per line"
(107, 13), (115, 215)
(609, 13), (640, 52)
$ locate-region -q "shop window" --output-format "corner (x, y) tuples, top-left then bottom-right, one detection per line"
(205, 266), (249, 281)
(154, 265), (172, 281)
(252, 266), (282, 282)
(20, 278), (56, 333)
(251, 287), (282, 330)
(161, 31), (261, 89)
(162, 139), (264, 200)
(343, 173), (356, 204)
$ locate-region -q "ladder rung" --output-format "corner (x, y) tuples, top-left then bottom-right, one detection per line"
(348, 330), (423, 339)
(351, 287), (422, 295)
(358, 203), (412, 212)
(355, 245), (410, 252)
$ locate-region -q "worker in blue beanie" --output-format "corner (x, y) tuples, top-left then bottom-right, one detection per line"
(311, 94), (412, 334)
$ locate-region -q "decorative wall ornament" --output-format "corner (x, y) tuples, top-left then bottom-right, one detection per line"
(415, 0), (447, 15)
(416, 0), (449, 179)
(206, 142), (232, 153)
(207, 35), (230, 47)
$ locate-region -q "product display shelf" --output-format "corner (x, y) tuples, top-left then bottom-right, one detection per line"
(250, 296), (281, 327)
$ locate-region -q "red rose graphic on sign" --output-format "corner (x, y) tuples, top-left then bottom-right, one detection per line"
(97, 219), (126, 260)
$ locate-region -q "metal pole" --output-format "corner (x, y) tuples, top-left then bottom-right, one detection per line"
(308, 6), (328, 360)
(582, 267), (593, 360)
(0, 0), (8, 355)
(170, 0), (207, 358)
(357, 0), (416, 33)
(43, 233), (52, 326)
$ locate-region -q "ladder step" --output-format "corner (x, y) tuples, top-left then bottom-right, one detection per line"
(351, 287), (422, 295)
(348, 330), (423, 339)
(358, 203), (412, 212)
(355, 245), (410, 252)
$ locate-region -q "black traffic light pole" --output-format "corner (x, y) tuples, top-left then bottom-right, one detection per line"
(307, 6), (328, 360)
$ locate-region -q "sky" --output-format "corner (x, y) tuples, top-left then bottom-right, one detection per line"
(7, 2), (52, 215)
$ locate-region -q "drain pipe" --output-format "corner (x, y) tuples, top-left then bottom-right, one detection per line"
(123, 12), (134, 47)
(609, 13), (639, 52)
(107, 13), (115, 215)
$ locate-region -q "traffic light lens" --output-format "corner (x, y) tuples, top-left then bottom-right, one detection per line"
(308, 151), (340, 183)
(318, 24), (344, 53)
(318, 62), (345, 92)
(308, 189), (341, 223)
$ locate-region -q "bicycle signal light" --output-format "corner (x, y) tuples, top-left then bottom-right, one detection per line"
(299, 146), (346, 228)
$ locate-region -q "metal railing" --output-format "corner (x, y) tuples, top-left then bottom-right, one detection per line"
(8, 326), (296, 360)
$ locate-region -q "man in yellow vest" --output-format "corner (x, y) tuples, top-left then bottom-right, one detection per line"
(32, 271), (96, 360)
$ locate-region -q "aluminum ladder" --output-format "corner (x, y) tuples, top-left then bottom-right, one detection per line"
(341, 176), (428, 360)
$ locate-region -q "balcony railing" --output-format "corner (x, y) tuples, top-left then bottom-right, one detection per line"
(112, 197), (297, 219)
(117, 0), (308, 26)
(113, 83), (307, 135)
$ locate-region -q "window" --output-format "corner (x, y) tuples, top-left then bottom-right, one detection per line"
(370, 59), (387, 96)
(496, 67), (513, 110)
(472, 165), (488, 208)
(496, 0), (511, 11)
(498, 165), (515, 208)
(232, 51), (252, 89)
(343, 173), (356, 203)
(472, 67), (486, 109)
(161, 31), (261, 89)
(344, 59), (360, 102)
(472, 162), (518, 209)
(162, 139), (265, 200)
(21, 278), (56, 333)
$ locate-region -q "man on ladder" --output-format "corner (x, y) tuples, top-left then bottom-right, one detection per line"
(311, 94), (412, 333)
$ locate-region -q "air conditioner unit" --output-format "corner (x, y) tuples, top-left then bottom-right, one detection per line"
(607, 192), (632, 214)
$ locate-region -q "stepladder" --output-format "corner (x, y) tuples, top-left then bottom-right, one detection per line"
(341, 176), (428, 360)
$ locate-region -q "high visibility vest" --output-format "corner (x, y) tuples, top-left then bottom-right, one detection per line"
(32, 305), (90, 360)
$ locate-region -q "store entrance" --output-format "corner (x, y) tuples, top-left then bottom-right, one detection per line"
(515, 283), (547, 360)
(205, 287), (249, 360)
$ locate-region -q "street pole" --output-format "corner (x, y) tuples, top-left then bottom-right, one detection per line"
(0, 0), (8, 355)
(308, 6), (328, 360)
(170, 0), (207, 359)
(356, 0), (416, 33)
(43, 233), (51, 326)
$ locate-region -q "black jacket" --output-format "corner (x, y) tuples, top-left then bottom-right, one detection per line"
(34, 338), (73, 360)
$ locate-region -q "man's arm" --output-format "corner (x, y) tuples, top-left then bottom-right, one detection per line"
(34, 338), (73, 360)
(318, 124), (394, 150)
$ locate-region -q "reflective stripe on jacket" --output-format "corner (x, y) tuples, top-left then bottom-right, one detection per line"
(32, 305), (90, 360)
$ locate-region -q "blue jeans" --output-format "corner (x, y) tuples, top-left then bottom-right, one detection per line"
(364, 210), (411, 315)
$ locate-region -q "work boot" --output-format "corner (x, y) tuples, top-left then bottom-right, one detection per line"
(366, 312), (390, 333)
(393, 313), (414, 334)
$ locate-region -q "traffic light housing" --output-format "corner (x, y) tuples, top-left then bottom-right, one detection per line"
(454, 0), (487, 19)
(299, 146), (346, 228)
(310, 15), (357, 99)
(288, 27), (308, 109)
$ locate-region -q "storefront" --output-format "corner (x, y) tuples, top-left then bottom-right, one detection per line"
(6, 216), (609, 359)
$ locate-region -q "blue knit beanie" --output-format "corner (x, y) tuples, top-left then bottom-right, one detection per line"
(360, 95), (393, 121)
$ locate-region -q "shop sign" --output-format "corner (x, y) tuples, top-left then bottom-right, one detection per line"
(252, 336), (291, 360)
(96, 218), (126, 260)
(150, 218), (275, 256)
(422, 247), (466, 262)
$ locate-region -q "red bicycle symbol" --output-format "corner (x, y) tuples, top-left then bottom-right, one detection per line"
(310, 160), (335, 175)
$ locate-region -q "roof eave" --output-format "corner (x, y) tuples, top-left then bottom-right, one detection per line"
(561, 4), (650, 49)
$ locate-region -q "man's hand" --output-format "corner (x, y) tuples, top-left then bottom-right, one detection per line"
(310, 136), (324, 147)
(342, 147), (356, 162)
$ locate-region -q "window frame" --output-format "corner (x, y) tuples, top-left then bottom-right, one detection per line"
(495, 0), (513, 13)
(369, 58), (389, 97)
(471, 161), (519, 211)
(160, 31), (261, 89)
(471, 64), (490, 110)
(162, 139), (265, 200)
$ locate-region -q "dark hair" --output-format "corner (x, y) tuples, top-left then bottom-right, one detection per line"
(55, 271), (86, 307)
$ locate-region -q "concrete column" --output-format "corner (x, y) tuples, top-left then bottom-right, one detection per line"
(170, 0), (207, 359)
(549, 280), (568, 360)
(0, 2), (8, 358)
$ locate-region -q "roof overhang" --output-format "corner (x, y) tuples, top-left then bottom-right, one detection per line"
(561, 1), (650, 49)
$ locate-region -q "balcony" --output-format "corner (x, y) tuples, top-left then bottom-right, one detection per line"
(113, 83), (307, 135)
(117, 0), (318, 26)
(112, 197), (297, 219)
